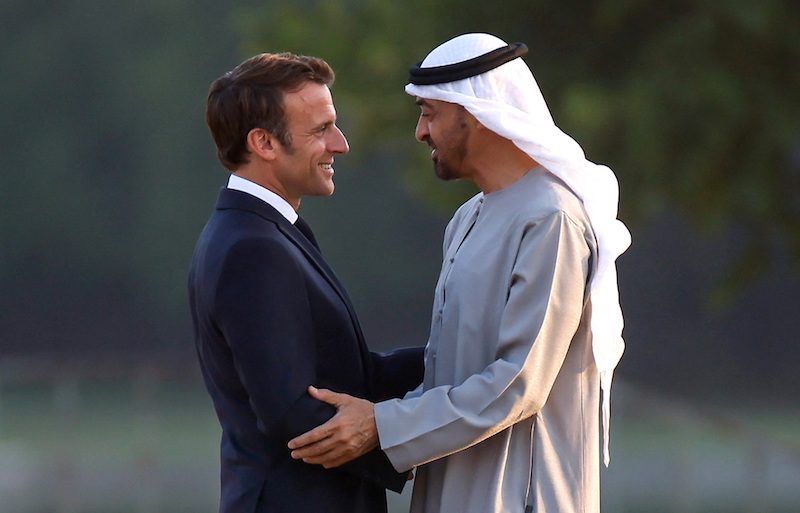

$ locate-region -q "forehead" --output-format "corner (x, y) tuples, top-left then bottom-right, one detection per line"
(284, 82), (336, 124)
(415, 97), (438, 108)
(415, 97), (460, 113)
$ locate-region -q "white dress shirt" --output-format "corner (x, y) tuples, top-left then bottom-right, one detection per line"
(227, 174), (298, 224)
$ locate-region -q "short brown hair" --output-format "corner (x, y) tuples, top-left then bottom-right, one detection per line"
(205, 53), (335, 170)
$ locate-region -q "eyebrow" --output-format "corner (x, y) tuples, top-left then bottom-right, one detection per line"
(415, 98), (431, 107)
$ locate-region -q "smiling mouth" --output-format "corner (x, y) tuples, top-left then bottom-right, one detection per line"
(319, 162), (335, 176)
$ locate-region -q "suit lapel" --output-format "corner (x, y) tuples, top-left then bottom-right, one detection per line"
(275, 223), (374, 393)
(216, 188), (374, 390)
(216, 189), (352, 306)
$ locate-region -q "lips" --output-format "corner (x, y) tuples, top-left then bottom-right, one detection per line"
(319, 161), (334, 176)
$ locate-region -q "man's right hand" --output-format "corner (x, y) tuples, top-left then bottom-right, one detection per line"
(287, 386), (379, 469)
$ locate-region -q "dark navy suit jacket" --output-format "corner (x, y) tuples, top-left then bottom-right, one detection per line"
(188, 188), (423, 513)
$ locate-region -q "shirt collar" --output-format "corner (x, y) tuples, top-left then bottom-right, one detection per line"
(227, 174), (298, 224)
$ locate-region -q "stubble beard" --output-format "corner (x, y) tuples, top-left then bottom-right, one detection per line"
(432, 122), (469, 182)
(433, 159), (456, 181)
(433, 132), (467, 181)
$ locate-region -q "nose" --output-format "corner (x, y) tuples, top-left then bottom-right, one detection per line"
(328, 125), (349, 154)
(415, 116), (429, 143)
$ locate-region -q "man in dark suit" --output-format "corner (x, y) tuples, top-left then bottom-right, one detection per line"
(188, 52), (423, 513)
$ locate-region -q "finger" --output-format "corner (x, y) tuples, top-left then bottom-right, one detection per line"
(288, 422), (333, 450)
(302, 445), (349, 466)
(306, 439), (372, 468)
(316, 448), (351, 468)
(294, 445), (336, 462)
(317, 449), (372, 468)
(307, 386), (345, 406)
(290, 437), (339, 460)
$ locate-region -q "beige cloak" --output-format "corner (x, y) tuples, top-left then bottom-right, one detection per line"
(375, 168), (601, 513)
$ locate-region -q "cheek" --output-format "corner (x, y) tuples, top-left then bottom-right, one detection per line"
(304, 146), (322, 165)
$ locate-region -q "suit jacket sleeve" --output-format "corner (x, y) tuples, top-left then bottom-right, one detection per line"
(369, 347), (425, 402)
(373, 211), (591, 472)
(215, 236), (407, 491)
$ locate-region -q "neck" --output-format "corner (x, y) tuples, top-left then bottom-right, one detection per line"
(469, 134), (538, 193)
(233, 167), (300, 210)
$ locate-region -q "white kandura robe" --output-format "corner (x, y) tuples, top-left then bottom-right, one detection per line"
(374, 168), (601, 513)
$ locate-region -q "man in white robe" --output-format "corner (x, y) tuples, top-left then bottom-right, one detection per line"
(288, 33), (631, 513)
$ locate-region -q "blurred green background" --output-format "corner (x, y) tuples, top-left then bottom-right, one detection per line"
(1, 1), (799, 512)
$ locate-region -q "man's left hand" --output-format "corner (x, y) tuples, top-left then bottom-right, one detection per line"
(288, 386), (379, 468)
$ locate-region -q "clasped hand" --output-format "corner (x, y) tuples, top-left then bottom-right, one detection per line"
(288, 386), (378, 468)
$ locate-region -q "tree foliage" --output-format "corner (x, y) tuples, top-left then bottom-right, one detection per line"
(244, 0), (800, 299)
(2, 1), (797, 396)
(0, 0), (242, 353)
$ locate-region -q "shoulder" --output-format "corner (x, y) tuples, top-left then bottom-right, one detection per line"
(212, 232), (308, 310)
(224, 231), (298, 268)
(482, 171), (596, 258)
(514, 171), (592, 235)
(204, 211), (302, 276)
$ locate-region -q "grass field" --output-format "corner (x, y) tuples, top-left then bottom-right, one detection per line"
(1, 375), (798, 513)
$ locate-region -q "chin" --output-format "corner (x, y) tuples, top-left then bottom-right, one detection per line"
(434, 163), (457, 182)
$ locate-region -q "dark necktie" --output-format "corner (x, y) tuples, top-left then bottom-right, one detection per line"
(294, 216), (320, 250)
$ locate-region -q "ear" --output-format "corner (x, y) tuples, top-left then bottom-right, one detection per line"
(246, 128), (278, 161)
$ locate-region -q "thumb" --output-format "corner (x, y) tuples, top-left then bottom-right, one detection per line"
(308, 386), (343, 406)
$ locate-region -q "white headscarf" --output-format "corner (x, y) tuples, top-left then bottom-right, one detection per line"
(406, 33), (632, 465)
